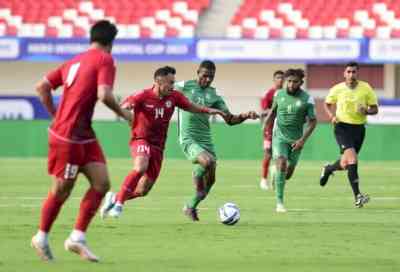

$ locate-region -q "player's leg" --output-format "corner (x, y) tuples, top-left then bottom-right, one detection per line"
(285, 148), (301, 181)
(183, 142), (216, 221)
(260, 137), (272, 190)
(272, 138), (289, 212)
(32, 137), (80, 261)
(112, 155), (149, 212)
(64, 160), (109, 262)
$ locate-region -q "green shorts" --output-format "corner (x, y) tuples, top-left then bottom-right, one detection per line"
(272, 137), (302, 166)
(181, 142), (216, 163)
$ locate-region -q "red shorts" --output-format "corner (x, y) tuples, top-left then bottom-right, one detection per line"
(263, 126), (273, 150)
(48, 134), (106, 180)
(130, 139), (164, 181)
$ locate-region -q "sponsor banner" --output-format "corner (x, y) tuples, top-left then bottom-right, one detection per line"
(369, 39), (400, 61)
(0, 38), (20, 60)
(0, 96), (49, 120)
(20, 38), (196, 61)
(197, 39), (361, 61)
(368, 106), (400, 124)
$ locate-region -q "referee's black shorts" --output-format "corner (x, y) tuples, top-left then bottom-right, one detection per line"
(334, 122), (366, 154)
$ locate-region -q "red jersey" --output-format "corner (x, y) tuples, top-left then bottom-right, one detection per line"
(261, 87), (277, 137)
(46, 48), (116, 143)
(122, 88), (192, 150)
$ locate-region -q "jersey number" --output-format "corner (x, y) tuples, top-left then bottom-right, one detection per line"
(64, 163), (79, 179)
(66, 62), (81, 87)
(155, 107), (164, 119)
(137, 145), (150, 154)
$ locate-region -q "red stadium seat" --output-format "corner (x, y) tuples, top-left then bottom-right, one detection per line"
(0, 0), (210, 38)
(227, 0), (400, 39)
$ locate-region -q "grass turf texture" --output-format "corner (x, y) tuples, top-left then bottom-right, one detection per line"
(1, 158), (399, 272)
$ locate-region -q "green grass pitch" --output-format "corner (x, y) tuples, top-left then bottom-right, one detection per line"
(1, 158), (399, 272)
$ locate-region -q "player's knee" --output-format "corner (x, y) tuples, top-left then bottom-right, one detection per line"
(276, 157), (287, 171)
(204, 158), (216, 170)
(134, 165), (148, 175)
(92, 179), (110, 194)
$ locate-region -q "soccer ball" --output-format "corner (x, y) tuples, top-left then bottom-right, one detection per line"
(218, 202), (240, 225)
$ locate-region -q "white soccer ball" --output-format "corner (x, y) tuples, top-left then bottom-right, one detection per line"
(218, 202), (240, 225)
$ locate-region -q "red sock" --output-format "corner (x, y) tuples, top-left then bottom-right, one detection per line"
(262, 157), (271, 179)
(74, 188), (105, 232)
(39, 191), (65, 232)
(116, 170), (142, 204)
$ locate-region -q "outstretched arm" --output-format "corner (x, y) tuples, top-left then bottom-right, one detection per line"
(185, 103), (227, 117)
(36, 79), (56, 118)
(223, 111), (259, 126)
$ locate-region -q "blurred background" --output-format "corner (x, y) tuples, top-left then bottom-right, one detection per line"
(0, 0), (399, 160)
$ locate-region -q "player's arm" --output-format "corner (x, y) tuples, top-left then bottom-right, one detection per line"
(292, 97), (318, 151)
(98, 86), (132, 122)
(36, 79), (56, 118)
(292, 117), (317, 151)
(186, 102), (226, 117)
(175, 92), (226, 117)
(223, 111), (259, 126)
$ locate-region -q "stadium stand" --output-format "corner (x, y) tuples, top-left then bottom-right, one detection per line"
(227, 0), (400, 39)
(0, 0), (210, 38)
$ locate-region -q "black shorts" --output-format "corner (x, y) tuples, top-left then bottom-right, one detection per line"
(334, 122), (366, 154)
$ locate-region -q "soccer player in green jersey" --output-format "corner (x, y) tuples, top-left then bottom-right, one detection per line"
(175, 60), (259, 221)
(264, 68), (317, 212)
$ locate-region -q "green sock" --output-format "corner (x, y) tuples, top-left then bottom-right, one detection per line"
(275, 170), (286, 204)
(187, 165), (207, 209)
(187, 194), (203, 209)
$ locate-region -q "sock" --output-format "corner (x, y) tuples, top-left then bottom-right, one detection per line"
(187, 178), (206, 209)
(74, 187), (105, 232)
(70, 229), (86, 242)
(327, 159), (342, 173)
(39, 191), (66, 233)
(347, 163), (360, 197)
(34, 230), (49, 245)
(262, 157), (271, 179)
(275, 170), (286, 204)
(116, 170), (142, 204)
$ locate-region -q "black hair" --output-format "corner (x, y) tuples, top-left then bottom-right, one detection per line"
(90, 20), (118, 46)
(345, 61), (359, 69)
(199, 60), (216, 71)
(273, 70), (284, 77)
(154, 66), (176, 79)
(284, 68), (305, 80)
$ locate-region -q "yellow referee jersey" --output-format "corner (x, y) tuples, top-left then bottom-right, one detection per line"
(325, 80), (378, 125)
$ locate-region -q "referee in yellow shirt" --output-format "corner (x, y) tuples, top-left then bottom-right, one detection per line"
(320, 62), (378, 208)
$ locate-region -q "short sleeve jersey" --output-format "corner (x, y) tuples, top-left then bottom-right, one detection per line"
(122, 88), (192, 150)
(46, 48), (116, 142)
(175, 80), (230, 145)
(325, 80), (378, 125)
(261, 87), (277, 136)
(272, 89), (316, 143)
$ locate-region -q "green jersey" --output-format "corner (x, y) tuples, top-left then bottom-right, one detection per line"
(175, 80), (230, 145)
(272, 88), (316, 143)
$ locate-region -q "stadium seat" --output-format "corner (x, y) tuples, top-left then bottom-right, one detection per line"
(227, 0), (400, 39)
(0, 0), (210, 38)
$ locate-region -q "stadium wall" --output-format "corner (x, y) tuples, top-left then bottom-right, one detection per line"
(1, 120), (399, 161)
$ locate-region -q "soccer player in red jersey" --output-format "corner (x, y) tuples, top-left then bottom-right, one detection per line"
(31, 20), (131, 262)
(100, 66), (226, 219)
(259, 70), (284, 190)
